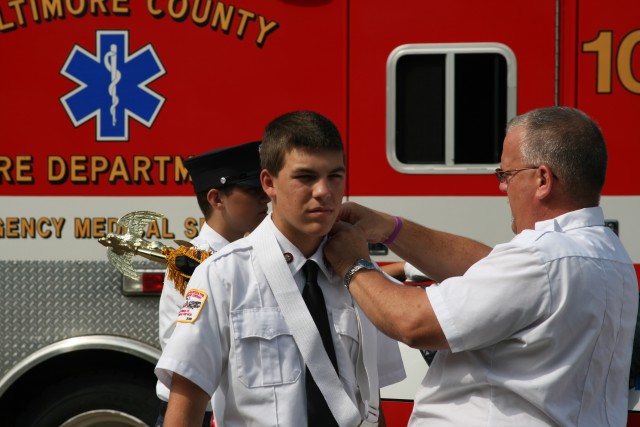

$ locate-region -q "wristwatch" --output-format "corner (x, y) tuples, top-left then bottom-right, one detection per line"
(344, 258), (377, 290)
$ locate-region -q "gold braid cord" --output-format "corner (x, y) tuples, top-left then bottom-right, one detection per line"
(162, 246), (213, 296)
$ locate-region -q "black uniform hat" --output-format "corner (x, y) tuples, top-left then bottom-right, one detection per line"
(185, 141), (262, 193)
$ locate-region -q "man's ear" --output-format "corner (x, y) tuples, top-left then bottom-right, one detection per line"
(207, 188), (223, 209)
(261, 170), (276, 198)
(535, 164), (553, 200)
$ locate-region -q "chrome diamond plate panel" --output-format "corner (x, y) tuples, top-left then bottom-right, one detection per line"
(0, 260), (160, 378)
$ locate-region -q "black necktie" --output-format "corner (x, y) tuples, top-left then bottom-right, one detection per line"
(302, 260), (339, 427)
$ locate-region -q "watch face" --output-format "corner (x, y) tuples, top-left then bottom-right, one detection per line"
(358, 259), (376, 269)
(356, 259), (376, 270)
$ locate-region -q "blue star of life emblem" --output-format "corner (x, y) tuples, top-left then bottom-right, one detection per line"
(60, 31), (166, 141)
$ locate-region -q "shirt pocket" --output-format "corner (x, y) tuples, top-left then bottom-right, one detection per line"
(231, 307), (302, 388)
(332, 307), (360, 386)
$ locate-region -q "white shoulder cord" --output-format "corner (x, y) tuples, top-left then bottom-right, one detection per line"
(355, 306), (380, 426)
(249, 223), (367, 427)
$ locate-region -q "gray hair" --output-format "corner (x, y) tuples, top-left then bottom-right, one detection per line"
(507, 106), (607, 203)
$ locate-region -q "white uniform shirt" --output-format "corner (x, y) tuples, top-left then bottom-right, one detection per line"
(156, 223), (229, 404)
(156, 215), (406, 426)
(413, 207), (638, 426)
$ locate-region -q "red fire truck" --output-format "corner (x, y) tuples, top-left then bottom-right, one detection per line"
(1, 0), (639, 425)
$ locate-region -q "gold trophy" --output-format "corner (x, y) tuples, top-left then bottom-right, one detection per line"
(98, 211), (211, 295)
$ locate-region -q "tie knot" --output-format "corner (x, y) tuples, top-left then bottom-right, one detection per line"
(303, 260), (319, 285)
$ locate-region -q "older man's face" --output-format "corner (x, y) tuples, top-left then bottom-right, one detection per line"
(499, 127), (540, 234)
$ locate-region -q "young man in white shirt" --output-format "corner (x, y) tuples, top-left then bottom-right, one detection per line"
(156, 111), (405, 427)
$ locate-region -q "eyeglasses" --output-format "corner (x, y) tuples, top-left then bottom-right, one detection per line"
(494, 166), (539, 183)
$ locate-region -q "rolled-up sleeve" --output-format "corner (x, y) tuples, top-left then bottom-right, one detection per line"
(426, 243), (550, 353)
(155, 260), (231, 396)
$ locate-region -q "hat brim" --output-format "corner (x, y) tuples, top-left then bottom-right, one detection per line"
(232, 175), (263, 189)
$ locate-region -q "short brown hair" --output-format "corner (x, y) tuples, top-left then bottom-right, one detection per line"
(260, 111), (344, 175)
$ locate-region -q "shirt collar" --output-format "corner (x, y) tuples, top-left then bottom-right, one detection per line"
(534, 206), (605, 233)
(266, 214), (331, 279)
(199, 222), (230, 248)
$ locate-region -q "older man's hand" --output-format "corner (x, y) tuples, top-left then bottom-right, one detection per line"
(325, 221), (370, 279)
(337, 202), (398, 244)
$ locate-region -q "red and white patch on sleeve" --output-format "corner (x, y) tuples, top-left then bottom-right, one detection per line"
(177, 288), (208, 323)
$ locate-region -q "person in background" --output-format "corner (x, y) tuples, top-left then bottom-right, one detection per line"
(155, 141), (269, 427)
(325, 106), (638, 426)
(156, 110), (405, 427)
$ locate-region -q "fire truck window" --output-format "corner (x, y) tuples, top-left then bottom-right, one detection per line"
(388, 44), (515, 173)
(395, 54), (446, 164)
(454, 54), (507, 164)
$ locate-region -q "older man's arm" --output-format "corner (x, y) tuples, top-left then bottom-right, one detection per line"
(335, 202), (491, 282)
